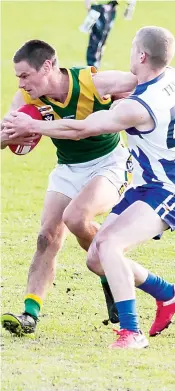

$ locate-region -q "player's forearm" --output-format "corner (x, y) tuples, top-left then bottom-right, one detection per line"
(30, 111), (114, 140)
(31, 118), (85, 140)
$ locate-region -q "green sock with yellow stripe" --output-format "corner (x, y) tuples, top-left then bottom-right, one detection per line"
(24, 294), (43, 320)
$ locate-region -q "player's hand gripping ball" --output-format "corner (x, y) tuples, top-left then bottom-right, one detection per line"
(9, 104), (42, 155)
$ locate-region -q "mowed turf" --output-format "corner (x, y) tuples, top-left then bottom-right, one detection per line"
(1, 1), (175, 391)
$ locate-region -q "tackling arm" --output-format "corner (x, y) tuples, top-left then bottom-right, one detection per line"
(3, 99), (152, 140)
(33, 98), (152, 138)
(3, 99), (150, 140)
(92, 70), (138, 97)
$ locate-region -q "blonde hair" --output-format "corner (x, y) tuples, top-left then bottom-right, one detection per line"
(136, 26), (175, 69)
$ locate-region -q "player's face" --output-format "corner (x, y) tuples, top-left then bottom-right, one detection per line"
(130, 38), (140, 75)
(14, 61), (49, 99)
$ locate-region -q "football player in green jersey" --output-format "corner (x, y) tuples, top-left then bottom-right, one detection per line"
(1, 39), (136, 335)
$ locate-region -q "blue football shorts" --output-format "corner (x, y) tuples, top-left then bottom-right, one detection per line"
(111, 185), (175, 231)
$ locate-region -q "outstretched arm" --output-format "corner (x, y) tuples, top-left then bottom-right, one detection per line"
(3, 99), (152, 140)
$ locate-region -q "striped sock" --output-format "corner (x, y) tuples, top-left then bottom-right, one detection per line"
(24, 294), (43, 320)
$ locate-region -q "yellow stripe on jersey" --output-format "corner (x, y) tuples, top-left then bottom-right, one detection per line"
(76, 66), (111, 119)
(21, 89), (61, 120)
(76, 68), (95, 119)
(90, 66), (111, 105)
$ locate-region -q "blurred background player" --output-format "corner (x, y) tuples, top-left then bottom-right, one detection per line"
(82, 0), (137, 69)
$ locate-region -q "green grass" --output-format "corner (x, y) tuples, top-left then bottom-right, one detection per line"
(1, 1), (175, 391)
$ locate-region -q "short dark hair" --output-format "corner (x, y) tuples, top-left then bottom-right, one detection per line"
(13, 39), (57, 71)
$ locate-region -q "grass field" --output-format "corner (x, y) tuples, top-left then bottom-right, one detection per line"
(1, 1), (175, 391)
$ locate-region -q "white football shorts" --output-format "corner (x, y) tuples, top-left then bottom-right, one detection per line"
(47, 143), (132, 199)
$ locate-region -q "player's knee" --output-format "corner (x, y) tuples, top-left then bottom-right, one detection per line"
(86, 242), (97, 272)
(87, 256), (100, 274)
(63, 207), (84, 235)
(37, 232), (52, 253)
(87, 257), (96, 273)
(37, 228), (60, 253)
(95, 233), (126, 269)
(95, 232), (122, 256)
(95, 232), (109, 252)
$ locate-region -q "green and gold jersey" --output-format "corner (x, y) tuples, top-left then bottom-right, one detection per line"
(22, 66), (120, 164)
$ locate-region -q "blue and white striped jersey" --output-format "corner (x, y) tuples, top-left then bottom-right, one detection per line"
(126, 67), (175, 193)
